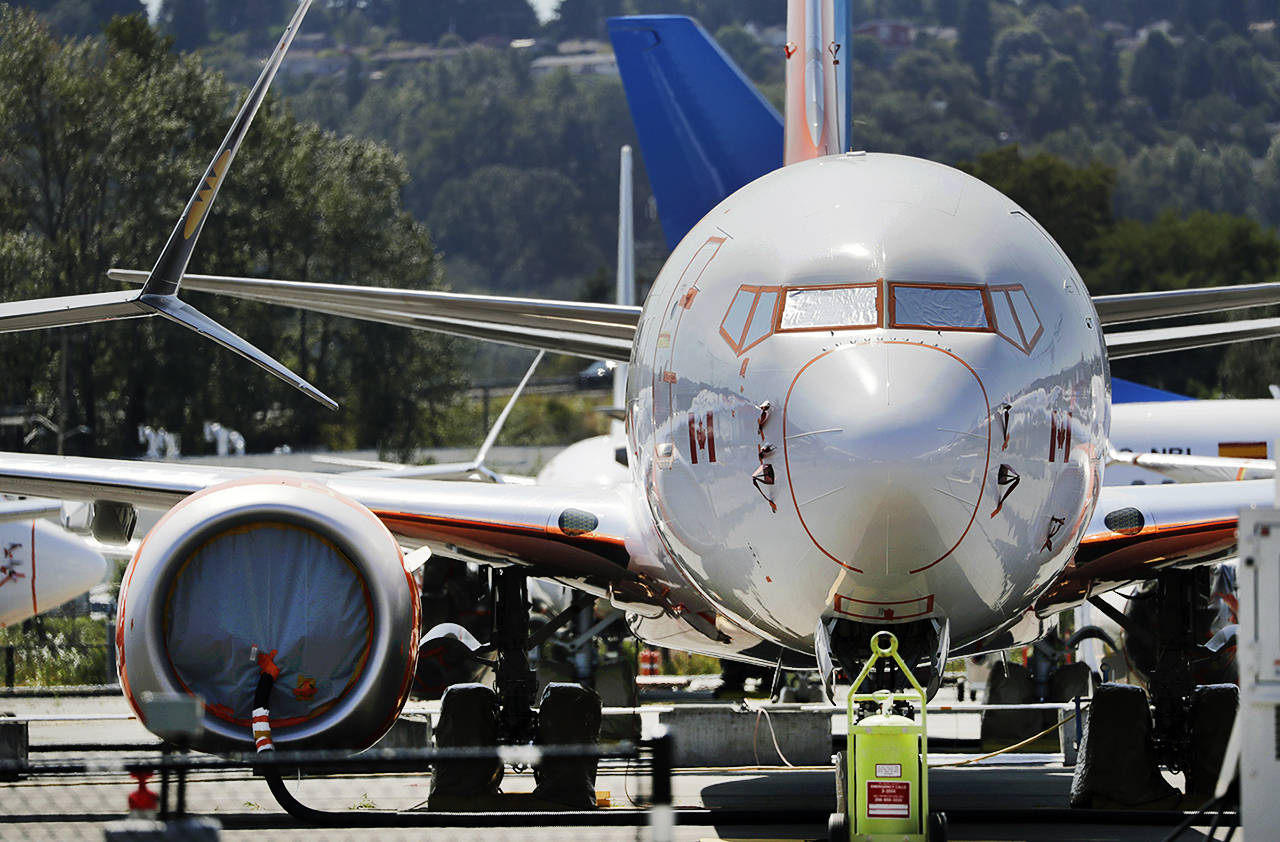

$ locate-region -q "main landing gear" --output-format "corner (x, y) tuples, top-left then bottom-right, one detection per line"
(429, 568), (604, 810)
(1071, 568), (1239, 809)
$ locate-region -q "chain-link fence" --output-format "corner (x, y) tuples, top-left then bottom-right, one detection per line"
(0, 739), (676, 842)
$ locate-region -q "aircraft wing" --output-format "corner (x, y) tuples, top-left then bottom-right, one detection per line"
(113, 267), (1280, 364)
(0, 452), (655, 605)
(1108, 448), (1275, 482)
(1093, 282), (1280, 325)
(1034, 479), (1273, 615)
(108, 270), (638, 362)
(1104, 315), (1280, 358)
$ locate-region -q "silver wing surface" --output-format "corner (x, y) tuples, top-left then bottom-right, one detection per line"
(108, 269), (1280, 363)
(1035, 478), (1273, 614)
(1107, 448), (1275, 483)
(0, 453), (658, 607)
(108, 270), (639, 362)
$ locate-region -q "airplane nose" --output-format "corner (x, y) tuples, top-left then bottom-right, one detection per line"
(781, 342), (991, 575)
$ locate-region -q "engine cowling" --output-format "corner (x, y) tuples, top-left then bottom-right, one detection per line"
(117, 477), (419, 754)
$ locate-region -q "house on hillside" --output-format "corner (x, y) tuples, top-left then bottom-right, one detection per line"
(854, 19), (914, 51)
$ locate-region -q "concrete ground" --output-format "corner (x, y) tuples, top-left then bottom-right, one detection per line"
(0, 690), (1238, 842)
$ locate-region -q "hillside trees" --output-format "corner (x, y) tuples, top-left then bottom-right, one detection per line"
(0, 7), (460, 457)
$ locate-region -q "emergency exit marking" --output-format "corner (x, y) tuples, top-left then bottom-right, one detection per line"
(874, 763), (902, 778)
(867, 780), (910, 818)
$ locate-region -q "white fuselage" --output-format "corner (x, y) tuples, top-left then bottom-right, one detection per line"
(625, 153), (1109, 654)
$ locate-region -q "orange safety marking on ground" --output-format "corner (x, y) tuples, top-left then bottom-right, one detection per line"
(662, 370), (678, 384)
(740, 358), (749, 377)
(679, 287), (699, 309)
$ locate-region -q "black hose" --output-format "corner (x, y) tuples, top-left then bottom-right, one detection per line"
(1067, 625), (1118, 652)
(254, 671), (274, 710)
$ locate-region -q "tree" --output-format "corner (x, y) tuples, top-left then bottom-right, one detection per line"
(957, 0), (993, 91)
(1031, 54), (1087, 135)
(987, 25), (1053, 122)
(958, 145), (1114, 269)
(1130, 30), (1178, 119)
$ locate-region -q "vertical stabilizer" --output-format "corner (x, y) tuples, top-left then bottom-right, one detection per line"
(784, 0), (851, 164)
(608, 16), (783, 249)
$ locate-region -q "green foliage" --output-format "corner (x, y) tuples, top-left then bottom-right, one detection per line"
(437, 391), (610, 448)
(0, 615), (109, 686)
(959, 145), (1114, 267)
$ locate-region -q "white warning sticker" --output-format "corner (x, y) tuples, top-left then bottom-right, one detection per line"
(867, 780), (911, 818)
(874, 763), (902, 778)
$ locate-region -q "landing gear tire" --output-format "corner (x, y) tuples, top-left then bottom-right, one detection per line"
(927, 810), (948, 841)
(1069, 683), (1178, 809)
(827, 809), (849, 842)
(1184, 683), (1239, 807)
(428, 682), (504, 806)
(532, 682), (603, 808)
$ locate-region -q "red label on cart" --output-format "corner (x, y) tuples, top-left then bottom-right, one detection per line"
(867, 781), (911, 818)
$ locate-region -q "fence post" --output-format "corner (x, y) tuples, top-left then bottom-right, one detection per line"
(649, 724), (674, 842)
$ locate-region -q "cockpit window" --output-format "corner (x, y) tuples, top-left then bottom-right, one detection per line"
(988, 283), (1044, 354)
(720, 285), (781, 355)
(777, 284), (880, 331)
(743, 289), (780, 348)
(889, 283), (991, 331)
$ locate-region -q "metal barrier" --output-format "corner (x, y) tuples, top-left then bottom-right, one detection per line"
(0, 735), (676, 840)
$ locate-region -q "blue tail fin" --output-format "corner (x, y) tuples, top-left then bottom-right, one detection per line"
(608, 16), (783, 250)
(1111, 378), (1189, 402)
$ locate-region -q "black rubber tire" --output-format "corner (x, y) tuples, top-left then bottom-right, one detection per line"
(532, 682), (603, 809)
(1069, 682), (1178, 809)
(827, 810), (850, 842)
(1184, 683), (1239, 805)
(428, 683), (503, 802)
(928, 810), (948, 841)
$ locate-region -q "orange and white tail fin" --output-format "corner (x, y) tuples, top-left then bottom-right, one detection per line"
(784, 0), (851, 165)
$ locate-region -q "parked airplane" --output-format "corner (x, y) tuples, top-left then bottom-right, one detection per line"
(0, 498), (108, 627)
(0, 1), (1275, 793)
(605, 12), (1280, 489)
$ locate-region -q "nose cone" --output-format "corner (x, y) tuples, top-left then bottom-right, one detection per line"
(782, 342), (991, 575)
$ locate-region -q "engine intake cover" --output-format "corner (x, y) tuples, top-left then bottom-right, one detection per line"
(117, 477), (419, 754)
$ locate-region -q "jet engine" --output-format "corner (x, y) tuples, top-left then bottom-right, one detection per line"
(117, 478), (419, 754)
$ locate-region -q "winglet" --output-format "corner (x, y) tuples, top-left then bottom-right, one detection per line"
(144, 0), (314, 298)
(144, 294), (337, 411)
(0, 1), (335, 410)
